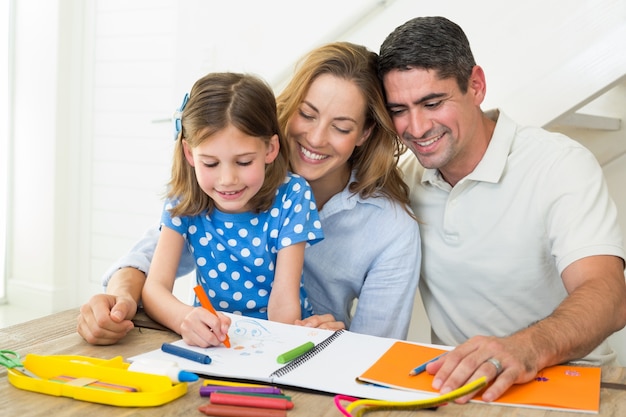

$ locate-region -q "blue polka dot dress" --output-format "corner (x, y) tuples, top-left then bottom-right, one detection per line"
(161, 173), (324, 319)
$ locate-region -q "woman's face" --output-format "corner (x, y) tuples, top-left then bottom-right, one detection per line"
(286, 73), (371, 187)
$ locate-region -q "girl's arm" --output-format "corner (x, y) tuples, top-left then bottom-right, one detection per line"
(267, 241), (307, 323)
(142, 226), (230, 347)
(142, 226), (191, 331)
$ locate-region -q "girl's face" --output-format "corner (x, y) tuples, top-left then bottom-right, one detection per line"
(286, 73), (372, 187)
(183, 124), (279, 213)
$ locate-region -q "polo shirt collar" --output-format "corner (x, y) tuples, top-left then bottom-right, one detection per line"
(422, 109), (516, 186)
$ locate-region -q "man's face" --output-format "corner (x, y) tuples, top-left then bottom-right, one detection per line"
(383, 67), (484, 185)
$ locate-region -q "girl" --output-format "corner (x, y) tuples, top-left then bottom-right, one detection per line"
(142, 73), (323, 347)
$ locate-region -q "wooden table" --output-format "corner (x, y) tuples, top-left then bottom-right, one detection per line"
(1, 309), (626, 416)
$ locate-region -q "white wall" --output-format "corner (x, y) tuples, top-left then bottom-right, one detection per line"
(7, 0), (84, 312)
(6, 0), (626, 361)
(0, 2), (10, 302)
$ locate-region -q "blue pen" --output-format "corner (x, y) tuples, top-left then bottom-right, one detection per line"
(408, 352), (447, 376)
(161, 343), (212, 364)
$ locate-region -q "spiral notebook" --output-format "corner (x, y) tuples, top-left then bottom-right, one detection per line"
(128, 313), (437, 401)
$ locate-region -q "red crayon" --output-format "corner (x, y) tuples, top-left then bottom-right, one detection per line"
(210, 391), (294, 410)
(198, 403), (287, 417)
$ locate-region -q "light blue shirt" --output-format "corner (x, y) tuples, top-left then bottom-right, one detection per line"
(103, 173), (421, 339)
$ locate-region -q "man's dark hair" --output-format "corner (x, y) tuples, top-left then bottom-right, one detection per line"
(378, 16), (476, 93)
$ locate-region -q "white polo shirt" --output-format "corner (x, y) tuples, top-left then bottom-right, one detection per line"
(400, 110), (625, 365)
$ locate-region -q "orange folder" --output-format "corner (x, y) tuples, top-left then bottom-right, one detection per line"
(358, 341), (601, 414)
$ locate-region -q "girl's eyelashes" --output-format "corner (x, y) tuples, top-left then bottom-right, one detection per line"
(201, 160), (254, 168)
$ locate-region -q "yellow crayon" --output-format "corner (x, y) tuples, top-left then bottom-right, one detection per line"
(202, 378), (268, 388)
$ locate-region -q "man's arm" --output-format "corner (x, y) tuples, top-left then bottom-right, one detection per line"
(77, 267), (146, 345)
(429, 255), (626, 402)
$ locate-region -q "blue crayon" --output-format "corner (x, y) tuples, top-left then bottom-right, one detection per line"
(161, 342), (212, 364)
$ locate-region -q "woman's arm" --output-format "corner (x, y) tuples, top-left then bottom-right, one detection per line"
(350, 209), (422, 339)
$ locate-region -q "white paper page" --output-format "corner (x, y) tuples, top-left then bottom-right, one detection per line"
(129, 313), (338, 382)
(276, 330), (438, 401)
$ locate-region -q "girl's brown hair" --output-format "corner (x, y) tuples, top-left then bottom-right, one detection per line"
(168, 72), (289, 216)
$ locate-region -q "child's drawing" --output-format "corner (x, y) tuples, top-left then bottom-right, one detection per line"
(209, 316), (322, 361)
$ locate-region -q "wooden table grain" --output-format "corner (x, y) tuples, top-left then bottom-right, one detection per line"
(1, 309), (625, 416)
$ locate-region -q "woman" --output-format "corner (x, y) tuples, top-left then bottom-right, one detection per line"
(78, 42), (421, 345)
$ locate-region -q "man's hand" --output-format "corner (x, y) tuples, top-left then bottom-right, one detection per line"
(428, 256), (626, 403)
(427, 334), (539, 403)
(77, 294), (138, 345)
(295, 314), (346, 331)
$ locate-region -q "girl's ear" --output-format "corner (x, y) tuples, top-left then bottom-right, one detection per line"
(264, 134), (280, 164)
(182, 140), (195, 166)
(355, 124), (374, 147)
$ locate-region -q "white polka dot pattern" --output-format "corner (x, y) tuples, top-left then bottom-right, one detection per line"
(161, 173), (323, 319)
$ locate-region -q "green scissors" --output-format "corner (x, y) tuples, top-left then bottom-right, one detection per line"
(0, 349), (40, 378)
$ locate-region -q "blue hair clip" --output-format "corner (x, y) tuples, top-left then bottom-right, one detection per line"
(173, 93), (189, 140)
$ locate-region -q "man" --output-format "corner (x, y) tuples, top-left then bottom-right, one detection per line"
(378, 16), (626, 402)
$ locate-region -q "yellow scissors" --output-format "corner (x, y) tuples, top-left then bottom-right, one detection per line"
(0, 349), (40, 378)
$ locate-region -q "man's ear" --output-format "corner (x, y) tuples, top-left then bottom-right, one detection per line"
(182, 140), (195, 166)
(468, 65), (487, 105)
(265, 134), (280, 164)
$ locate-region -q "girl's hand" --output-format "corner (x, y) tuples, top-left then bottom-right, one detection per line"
(179, 308), (231, 347)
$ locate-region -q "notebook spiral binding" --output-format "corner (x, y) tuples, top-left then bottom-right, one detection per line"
(269, 329), (346, 378)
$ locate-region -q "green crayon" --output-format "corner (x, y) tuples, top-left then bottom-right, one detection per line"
(276, 341), (315, 364)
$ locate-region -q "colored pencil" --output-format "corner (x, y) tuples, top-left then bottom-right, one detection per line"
(409, 352), (448, 376)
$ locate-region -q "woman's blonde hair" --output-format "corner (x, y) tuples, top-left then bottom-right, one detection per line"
(168, 72), (289, 217)
(276, 42), (412, 214)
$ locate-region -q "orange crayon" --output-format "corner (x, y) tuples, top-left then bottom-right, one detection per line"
(193, 285), (231, 348)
